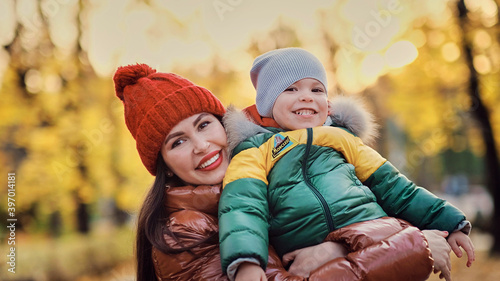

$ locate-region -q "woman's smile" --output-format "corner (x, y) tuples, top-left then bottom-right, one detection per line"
(197, 150), (223, 171)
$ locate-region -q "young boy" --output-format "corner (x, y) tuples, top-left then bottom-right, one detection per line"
(219, 48), (475, 281)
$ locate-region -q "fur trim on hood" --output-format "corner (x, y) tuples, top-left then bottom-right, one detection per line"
(223, 105), (272, 154)
(223, 96), (379, 154)
(327, 95), (379, 145)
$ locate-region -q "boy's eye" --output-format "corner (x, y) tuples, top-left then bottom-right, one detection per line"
(312, 88), (324, 93)
(284, 87), (296, 92)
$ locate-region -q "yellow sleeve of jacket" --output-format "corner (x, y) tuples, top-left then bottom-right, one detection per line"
(312, 126), (386, 181)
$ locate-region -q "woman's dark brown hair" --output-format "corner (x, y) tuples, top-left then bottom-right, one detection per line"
(135, 152), (218, 281)
(136, 155), (170, 281)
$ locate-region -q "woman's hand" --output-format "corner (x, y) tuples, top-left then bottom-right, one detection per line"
(422, 230), (452, 281)
(447, 231), (475, 267)
(282, 241), (348, 277)
(235, 262), (267, 281)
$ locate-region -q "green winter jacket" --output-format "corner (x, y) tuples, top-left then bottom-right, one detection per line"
(219, 102), (466, 273)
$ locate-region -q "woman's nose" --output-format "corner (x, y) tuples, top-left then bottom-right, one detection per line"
(193, 138), (210, 154)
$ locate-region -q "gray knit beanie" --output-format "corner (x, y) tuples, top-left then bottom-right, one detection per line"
(251, 48), (328, 117)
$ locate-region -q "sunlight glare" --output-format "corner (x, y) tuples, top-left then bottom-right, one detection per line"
(151, 0), (199, 18)
(0, 48), (9, 91)
(16, 0), (43, 51)
(119, 7), (157, 65)
(47, 1), (79, 52)
(361, 53), (385, 78)
(0, 0), (16, 46)
(465, 0), (498, 27)
(25, 69), (43, 94)
(474, 30), (492, 49)
(385, 40), (418, 68)
(441, 42), (461, 62)
(87, 0), (129, 76)
(343, 0), (402, 52)
(473, 55), (492, 74)
(427, 30), (445, 48)
(408, 29), (426, 48)
(335, 55), (364, 94)
(424, 0), (450, 28)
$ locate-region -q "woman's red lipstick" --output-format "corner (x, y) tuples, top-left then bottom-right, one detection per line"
(197, 150), (222, 171)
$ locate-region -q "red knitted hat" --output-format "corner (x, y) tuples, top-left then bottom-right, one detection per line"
(113, 63), (226, 175)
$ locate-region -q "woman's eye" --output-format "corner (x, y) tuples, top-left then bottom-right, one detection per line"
(199, 121), (210, 130)
(171, 139), (185, 149)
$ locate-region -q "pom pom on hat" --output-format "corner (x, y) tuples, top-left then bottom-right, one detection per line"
(114, 63), (156, 101)
(113, 63), (226, 175)
(250, 48), (328, 117)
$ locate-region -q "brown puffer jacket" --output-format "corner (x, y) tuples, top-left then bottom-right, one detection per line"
(152, 184), (433, 281)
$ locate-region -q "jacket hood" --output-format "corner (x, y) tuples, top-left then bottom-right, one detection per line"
(223, 95), (379, 154)
(223, 105), (273, 154)
(327, 95), (379, 145)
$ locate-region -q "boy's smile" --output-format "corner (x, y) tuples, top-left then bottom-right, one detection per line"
(293, 109), (317, 115)
(272, 78), (330, 131)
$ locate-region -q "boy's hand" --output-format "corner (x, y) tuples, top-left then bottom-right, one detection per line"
(283, 241), (348, 277)
(235, 262), (267, 281)
(447, 231), (476, 267)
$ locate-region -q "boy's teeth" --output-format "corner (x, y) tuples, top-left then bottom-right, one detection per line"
(295, 110), (314, 115)
(199, 153), (220, 169)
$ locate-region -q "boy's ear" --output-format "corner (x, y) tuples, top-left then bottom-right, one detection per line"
(327, 100), (333, 116)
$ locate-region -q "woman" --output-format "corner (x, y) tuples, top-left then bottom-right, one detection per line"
(113, 63), (450, 281)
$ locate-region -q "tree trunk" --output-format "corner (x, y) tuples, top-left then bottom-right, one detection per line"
(76, 197), (90, 233)
(457, 0), (500, 255)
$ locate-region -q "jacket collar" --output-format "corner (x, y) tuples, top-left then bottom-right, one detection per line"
(164, 184), (221, 215)
(243, 104), (282, 128)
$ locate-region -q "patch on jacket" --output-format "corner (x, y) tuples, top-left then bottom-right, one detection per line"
(271, 133), (297, 161)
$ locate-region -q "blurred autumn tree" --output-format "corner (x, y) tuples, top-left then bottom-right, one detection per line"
(0, 0), (151, 236)
(456, 0), (500, 254)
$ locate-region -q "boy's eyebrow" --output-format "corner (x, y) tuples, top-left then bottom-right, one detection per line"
(314, 82), (326, 90)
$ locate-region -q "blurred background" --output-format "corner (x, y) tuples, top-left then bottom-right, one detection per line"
(0, 0), (499, 280)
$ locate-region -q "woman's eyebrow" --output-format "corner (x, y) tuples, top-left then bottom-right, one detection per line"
(193, 113), (209, 127)
(164, 131), (183, 145)
(164, 113), (210, 145)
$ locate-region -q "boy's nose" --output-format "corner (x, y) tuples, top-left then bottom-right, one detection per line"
(299, 91), (314, 102)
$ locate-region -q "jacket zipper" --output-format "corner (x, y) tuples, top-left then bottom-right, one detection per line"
(302, 128), (335, 232)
